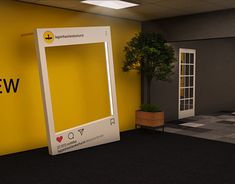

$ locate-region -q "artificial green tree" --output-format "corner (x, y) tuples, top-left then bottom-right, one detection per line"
(123, 32), (176, 105)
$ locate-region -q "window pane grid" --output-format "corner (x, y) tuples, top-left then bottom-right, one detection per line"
(179, 50), (195, 112)
(180, 98), (194, 110)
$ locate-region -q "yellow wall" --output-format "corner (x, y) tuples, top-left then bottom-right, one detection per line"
(46, 43), (112, 132)
(0, 1), (141, 155)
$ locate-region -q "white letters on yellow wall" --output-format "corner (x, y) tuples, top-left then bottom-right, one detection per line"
(35, 27), (120, 155)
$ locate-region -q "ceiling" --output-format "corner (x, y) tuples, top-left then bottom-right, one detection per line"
(17, 0), (235, 21)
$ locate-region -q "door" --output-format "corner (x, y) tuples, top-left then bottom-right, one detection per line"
(178, 48), (196, 119)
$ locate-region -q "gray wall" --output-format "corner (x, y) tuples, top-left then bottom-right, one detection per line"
(143, 9), (235, 41)
(142, 9), (235, 121)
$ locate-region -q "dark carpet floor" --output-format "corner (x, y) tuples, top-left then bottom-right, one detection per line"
(0, 129), (235, 184)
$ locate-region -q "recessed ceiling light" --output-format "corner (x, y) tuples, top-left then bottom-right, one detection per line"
(81, 0), (139, 10)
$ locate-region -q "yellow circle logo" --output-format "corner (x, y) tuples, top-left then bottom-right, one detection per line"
(43, 31), (54, 44)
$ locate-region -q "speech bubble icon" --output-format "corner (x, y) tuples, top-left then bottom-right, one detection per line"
(68, 132), (74, 140)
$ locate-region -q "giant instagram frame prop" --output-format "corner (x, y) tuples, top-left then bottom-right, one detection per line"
(35, 27), (120, 155)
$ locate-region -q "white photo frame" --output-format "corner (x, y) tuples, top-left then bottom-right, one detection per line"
(35, 27), (120, 155)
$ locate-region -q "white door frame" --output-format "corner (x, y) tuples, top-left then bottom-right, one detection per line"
(178, 48), (196, 119)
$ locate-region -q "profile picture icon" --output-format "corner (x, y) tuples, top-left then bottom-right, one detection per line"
(43, 31), (54, 44)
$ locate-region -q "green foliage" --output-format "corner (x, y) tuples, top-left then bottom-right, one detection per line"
(123, 32), (176, 104)
(140, 104), (161, 112)
(123, 32), (176, 82)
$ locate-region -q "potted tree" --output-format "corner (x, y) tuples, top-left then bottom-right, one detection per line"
(123, 32), (175, 129)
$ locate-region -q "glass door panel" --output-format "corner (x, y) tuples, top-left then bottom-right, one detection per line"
(178, 48), (196, 119)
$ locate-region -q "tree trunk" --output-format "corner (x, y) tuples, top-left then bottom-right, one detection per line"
(146, 78), (152, 104)
(141, 71), (145, 104)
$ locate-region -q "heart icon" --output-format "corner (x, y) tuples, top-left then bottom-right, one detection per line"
(56, 136), (63, 143)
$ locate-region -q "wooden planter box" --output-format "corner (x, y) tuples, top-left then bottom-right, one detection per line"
(135, 110), (164, 128)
